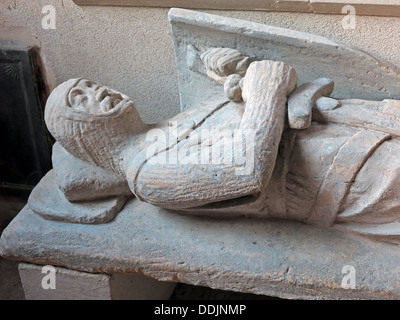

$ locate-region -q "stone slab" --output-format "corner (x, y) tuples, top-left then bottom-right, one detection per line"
(1, 199), (400, 299)
(169, 9), (400, 112)
(19, 263), (111, 300)
(19, 263), (176, 300)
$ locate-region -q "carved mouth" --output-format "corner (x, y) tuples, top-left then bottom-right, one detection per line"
(99, 96), (129, 113)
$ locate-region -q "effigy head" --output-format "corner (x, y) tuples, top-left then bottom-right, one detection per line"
(45, 78), (142, 176)
(67, 79), (133, 114)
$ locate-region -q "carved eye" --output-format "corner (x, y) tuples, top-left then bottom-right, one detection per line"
(69, 88), (88, 105)
(77, 95), (88, 104)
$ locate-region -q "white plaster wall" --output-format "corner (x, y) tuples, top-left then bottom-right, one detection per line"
(1, 0), (178, 123)
(1, 0), (399, 122)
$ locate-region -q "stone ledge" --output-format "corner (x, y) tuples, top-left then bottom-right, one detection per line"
(1, 199), (400, 300)
(72, 0), (400, 17)
(18, 263), (176, 300)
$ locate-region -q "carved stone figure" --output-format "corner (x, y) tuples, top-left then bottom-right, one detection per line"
(27, 46), (399, 244)
(3, 9), (400, 300)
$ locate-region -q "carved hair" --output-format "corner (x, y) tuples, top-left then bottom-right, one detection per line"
(45, 78), (140, 176)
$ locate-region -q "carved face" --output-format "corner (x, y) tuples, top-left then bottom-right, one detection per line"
(68, 79), (131, 114)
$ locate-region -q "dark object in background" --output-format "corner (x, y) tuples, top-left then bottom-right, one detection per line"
(0, 47), (52, 197)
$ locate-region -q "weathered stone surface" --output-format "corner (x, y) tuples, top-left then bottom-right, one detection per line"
(315, 96), (341, 111)
(288, 78), (334, 129)
(201, 47), (251, 85)
(1, 200), (400, 300)
(169, 8), (400, 112)
(19, 263), (111, 300)
(34, 13), (400, 240)
(127, 60), (297, 209)
(224, 74), (243, 102)
(19, 263), (176, 300)
(52, 142), (133, 202)
(306, 129), (390, 227)
(42, 60), (299, 218)
(28, 170), (129, 224)
(4, 9), (400, 302)
(313, 98), (400, 138)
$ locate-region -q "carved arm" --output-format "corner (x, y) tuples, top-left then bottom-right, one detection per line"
(127, 61), (298, 209)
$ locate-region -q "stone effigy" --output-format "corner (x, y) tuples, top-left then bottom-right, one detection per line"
(2, 8), (400, 299)
(35, 45), (400, 242)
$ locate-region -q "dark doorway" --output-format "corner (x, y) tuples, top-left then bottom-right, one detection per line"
(0, 47), (52, 197)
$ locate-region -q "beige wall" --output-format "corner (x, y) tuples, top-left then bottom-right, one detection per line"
(1, 0), (399, 122)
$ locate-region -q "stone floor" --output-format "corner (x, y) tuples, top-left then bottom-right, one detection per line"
(0, 195), (275, 300)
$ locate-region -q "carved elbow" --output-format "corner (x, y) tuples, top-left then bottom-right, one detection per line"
(133, 178), (176, 208)
(133, 180), (156, 204)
